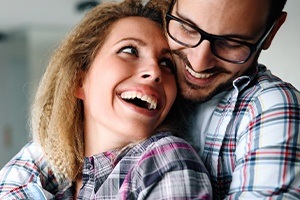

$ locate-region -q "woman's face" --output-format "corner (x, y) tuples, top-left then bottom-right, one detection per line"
(76, 16), (177, 150)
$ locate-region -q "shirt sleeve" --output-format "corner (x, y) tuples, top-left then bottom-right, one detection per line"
(227, 85), (300, 199)
(0, 142), (55, 199)
(119, 135), (213, 199)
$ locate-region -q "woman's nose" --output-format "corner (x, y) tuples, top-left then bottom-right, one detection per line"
(140, 63), (162, 83)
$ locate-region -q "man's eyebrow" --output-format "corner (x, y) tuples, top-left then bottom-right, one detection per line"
(221, 34), (255, 41)
(175, 11), (256, 41)
(175, 10), (198, 27)
(161, 48), (172, 56)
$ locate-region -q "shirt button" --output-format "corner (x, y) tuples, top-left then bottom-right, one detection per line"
(87, 163), (93, 170)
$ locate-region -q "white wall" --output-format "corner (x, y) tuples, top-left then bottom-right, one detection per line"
(0, 27), (68, 168)
(0, 32), (29, 166)
(259, 0), (300, 90)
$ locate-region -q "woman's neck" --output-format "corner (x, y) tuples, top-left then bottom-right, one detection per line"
(84, 124), (131, 156)
(73, 178), (82, 199)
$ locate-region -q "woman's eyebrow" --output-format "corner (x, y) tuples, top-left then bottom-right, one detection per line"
(114, 38), (146, 46)
(115, 37), (172, 55)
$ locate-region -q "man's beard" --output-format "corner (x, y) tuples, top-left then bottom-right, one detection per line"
(179, 76), (233, 103)
(173, 50), (259, 103)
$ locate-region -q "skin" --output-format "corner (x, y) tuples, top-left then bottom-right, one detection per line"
(168, 0), (286, 102)
(76, 16), (177, 157)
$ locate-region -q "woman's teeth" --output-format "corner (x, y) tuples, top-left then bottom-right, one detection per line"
(120, 91), (157, 110)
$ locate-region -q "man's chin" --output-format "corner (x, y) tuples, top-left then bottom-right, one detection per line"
(179, 81), (232, 103)
(180, 88), (215, 103)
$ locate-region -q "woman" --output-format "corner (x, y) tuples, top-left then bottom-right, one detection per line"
(0, 0), (212, 199)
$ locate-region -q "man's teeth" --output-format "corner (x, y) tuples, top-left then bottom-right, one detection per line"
(120, 91), (157, 110)
(186, 66), (213, 79)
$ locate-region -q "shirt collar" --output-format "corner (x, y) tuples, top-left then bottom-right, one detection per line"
(232, 64), (266, 92)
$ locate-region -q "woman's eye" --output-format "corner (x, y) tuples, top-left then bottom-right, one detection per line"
(119, 46), (139, 56)
(160, 58), (176, 74)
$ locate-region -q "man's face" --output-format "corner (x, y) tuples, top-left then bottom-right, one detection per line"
(168, 0), (270, 102)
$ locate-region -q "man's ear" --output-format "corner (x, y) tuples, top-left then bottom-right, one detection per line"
(75, 71), (85, 100)
(262, 12), (287, 50)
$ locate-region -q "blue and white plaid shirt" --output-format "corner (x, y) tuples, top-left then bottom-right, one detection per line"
(186, 65), (300, 199)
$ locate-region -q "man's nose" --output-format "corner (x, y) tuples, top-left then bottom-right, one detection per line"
(187, 40), (215, 72)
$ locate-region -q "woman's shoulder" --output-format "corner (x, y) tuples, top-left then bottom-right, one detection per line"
(141, 132), (207, 171)
(147, 132), (197, 151)
(122, 132), (212, 199)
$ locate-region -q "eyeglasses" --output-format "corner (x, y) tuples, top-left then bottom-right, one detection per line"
(166, 5), (275, 64)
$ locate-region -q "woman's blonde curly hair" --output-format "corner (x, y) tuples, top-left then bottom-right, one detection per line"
(30, 0), (171, 181)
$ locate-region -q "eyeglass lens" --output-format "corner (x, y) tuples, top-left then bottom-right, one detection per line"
(167, 16), (252, 63)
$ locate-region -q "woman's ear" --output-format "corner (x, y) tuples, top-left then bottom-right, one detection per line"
(75, 71), (85, 100)
(262, 12), (287, 50)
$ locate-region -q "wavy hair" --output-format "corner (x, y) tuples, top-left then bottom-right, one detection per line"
(31, 0), (170, 181)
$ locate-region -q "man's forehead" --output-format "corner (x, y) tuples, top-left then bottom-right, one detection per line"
(174, 0), (269, 37)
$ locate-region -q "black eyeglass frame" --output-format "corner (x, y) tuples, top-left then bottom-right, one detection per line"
(166, 0), (276, 64)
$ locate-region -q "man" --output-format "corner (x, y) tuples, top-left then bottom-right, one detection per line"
(166, 0), (300, 199)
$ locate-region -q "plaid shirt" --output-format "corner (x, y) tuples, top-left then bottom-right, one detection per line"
(0, 142), (72, 199)
(186, 65), (300, 199)
(0, 132), (212, 199)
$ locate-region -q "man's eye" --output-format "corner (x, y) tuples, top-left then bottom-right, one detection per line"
(119, 46), (139, 56)
(180, 23), (199, 38)
(160, 58), (176, 74)
(216, 40), (244, 50)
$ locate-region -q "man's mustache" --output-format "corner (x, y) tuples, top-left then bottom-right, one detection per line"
(171, 49), (230, 75)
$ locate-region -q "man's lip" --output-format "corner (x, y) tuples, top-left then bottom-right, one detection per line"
(186, 65), (214, 79)
(184, 65), (216, 86)
(173, 50), (215, 81)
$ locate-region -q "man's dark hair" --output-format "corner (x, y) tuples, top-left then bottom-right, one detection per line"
(268, 0), (287, 25)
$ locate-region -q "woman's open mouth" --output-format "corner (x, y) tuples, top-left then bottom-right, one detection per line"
(120, 91), (158, 111)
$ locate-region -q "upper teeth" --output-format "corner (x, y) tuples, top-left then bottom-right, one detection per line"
(186, 66), (213, 79)
(120, 91), (158, 110)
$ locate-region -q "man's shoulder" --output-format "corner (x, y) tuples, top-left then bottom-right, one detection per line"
(22, 141), (44, 157)
(2, 142), (44, 167)
(255, 65), (296, 89)
(241, 66), (300, 101)
(233, 66), (300, 113)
